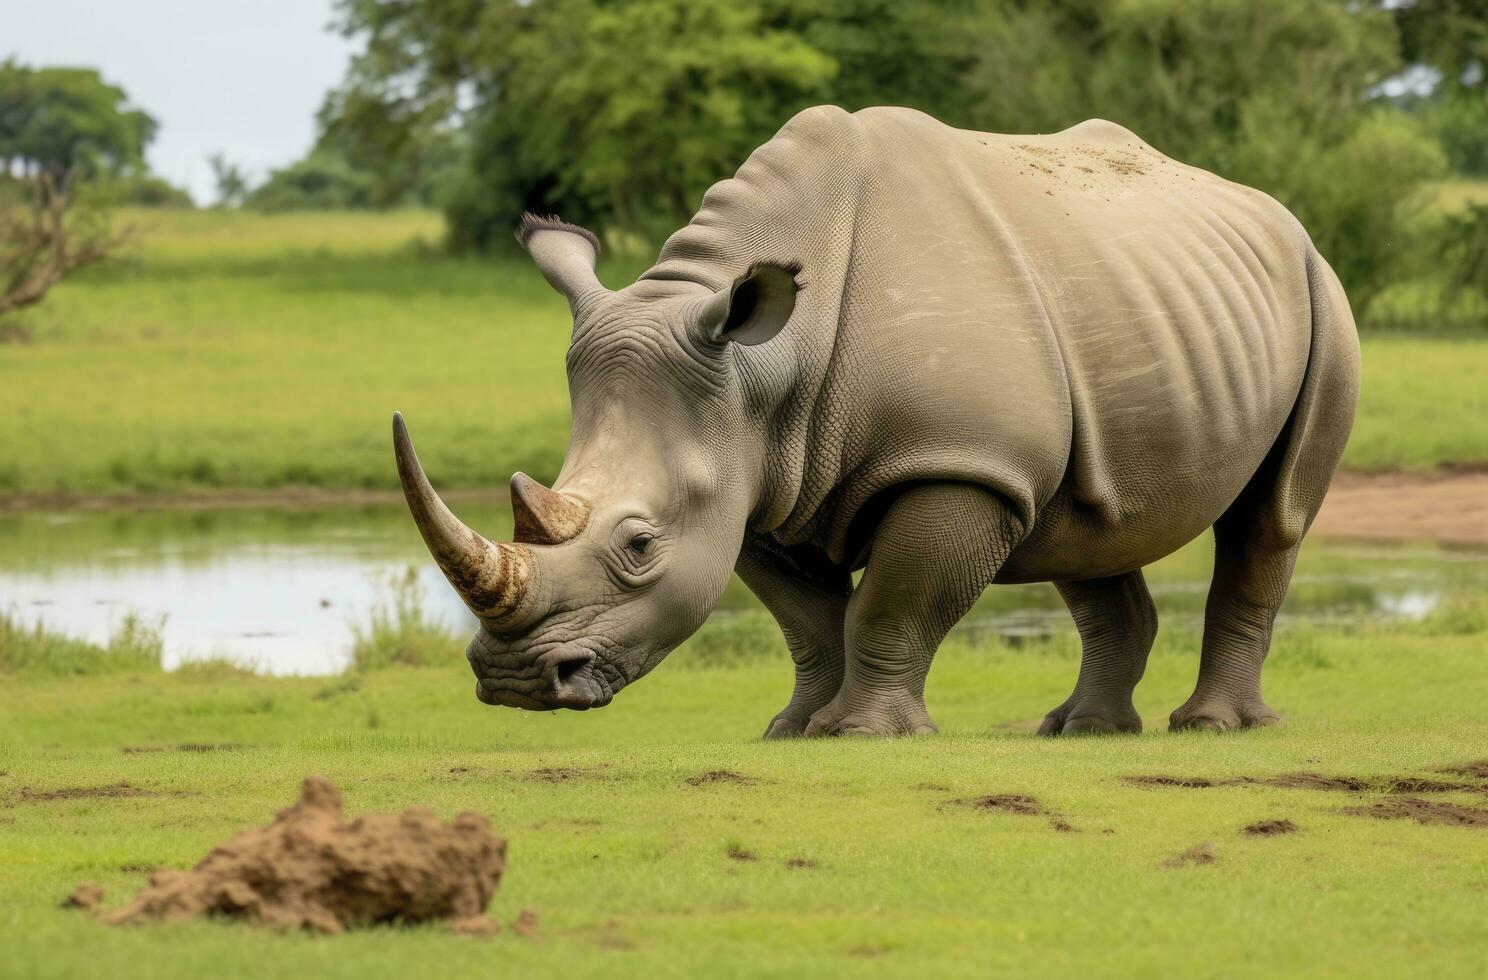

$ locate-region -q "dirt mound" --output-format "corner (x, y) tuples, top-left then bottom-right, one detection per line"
(954, 794), (1045, 815)
(1342, 797), (1488, 829)
(1243, 819), (1299, 836)
(686, 770), (757, 786)
(1161, 842), (1216, 868)
(102, 776), (506, 933)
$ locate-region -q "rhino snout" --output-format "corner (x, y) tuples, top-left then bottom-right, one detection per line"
(470, 634), (614, 710)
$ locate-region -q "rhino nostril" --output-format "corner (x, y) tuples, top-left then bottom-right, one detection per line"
(550, 652), (594, 688)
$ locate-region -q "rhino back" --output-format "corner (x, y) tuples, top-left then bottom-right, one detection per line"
(651, 107), (1319, 572)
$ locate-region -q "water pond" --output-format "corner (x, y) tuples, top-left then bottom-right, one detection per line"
(1, 501), (1481, 675)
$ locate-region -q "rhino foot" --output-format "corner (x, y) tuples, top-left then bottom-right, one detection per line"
(1169, 697), (1281, 733)
(803, 694), (938, 738)
(762, 710), (812, 740)
(1037, 697), (1142, 737)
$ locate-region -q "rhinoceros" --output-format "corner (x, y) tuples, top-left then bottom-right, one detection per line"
(392, 105), (1359, 738)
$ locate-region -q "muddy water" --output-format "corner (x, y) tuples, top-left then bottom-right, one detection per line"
(1, 502), (1482, 675)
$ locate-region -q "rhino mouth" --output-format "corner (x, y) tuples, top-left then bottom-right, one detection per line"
(469, 635), (623, 711)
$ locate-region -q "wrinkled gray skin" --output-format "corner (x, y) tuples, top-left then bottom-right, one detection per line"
(394, 106), (1359, 737)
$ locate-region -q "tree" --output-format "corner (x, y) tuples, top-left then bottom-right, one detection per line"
(321, 0), (978, 247)
(0, 60), (156, 179)
(207, 154), (251, 209)
(245, 151), (375, 211)
(1390, 0), (1488, 174)
(1, 172), (133, 317)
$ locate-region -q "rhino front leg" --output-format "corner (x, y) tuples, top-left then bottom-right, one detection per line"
(805, 483), (1026, 738)
(735, 534), (851, 739)
(1038, 571), (1155, 736)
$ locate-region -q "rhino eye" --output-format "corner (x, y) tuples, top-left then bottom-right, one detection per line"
(628, 533), (653, 555)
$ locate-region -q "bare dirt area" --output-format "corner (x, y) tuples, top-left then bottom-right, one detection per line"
(1342, 798), (1488, 829)
(1313, 470), (1488, 544)
(98, 776), (506, 933)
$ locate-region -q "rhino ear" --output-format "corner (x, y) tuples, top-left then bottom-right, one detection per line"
(695, 262), (800, 347)
(516, 213), (609, 314)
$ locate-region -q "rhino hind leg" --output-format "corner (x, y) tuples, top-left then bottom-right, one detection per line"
(1038, 571), (1155, 736)
(804, 483), (1026, 738)
(1172, 251), (1357, 733)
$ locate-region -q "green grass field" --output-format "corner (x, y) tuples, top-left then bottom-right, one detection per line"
(3, 604), (1486, 978)
(0, 207), (1483, 497)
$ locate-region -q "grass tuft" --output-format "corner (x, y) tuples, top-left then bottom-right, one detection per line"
(349, 567), (464, 671)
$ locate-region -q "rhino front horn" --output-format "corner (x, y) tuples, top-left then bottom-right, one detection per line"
(391, 413), (534, 625)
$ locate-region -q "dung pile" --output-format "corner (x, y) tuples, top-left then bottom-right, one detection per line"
(103, 775), (505, 933)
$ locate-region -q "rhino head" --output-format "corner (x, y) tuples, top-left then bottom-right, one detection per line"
(393, 215), (799, 710)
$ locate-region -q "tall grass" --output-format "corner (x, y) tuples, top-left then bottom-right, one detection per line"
(0, 610), (163, 676)
(348, 567), (463, 671)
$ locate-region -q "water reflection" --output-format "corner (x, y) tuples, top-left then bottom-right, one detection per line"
(1, 502), (1481, 675)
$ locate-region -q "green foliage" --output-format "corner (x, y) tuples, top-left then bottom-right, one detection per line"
(0, 610), (163, 676)
(0, 60), (156, 178)
(349, 567), (463, 670)
(246, 151), (376, 212)
(1435, 201), (1488, 307)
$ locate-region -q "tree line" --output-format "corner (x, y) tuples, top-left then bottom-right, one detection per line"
(310, 0), (1484, 319)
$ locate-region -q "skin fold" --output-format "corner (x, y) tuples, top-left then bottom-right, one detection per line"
(394, 106), (1360, 738)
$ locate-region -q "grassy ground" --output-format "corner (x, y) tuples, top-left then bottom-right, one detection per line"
(2, 604), (1486, 978)
(0, 207), (1484, 496)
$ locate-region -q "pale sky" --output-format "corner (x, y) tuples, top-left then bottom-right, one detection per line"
(6, 0), (357, 203)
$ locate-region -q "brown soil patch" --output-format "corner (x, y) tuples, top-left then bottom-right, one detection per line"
(954, 794), (1046, 815)
(1050, 818), (1078, 833)
(20, 782), (158, 803)
(1259, 773), (1466, 794)
(101, 775), (506, 933)
(512, 908), (540, 938)
(785, 857), (818, 869)
(450, 915), (503, 936)
(1161, 842), (1216, 868)
(524, 766), (603, 783)
(1122, 775), (1216, 789)
(62, 884), (104, 910)
(1243, 819), (1299, 836)
(1342, 797), (1488, 829)
(726, 843), (758, 862)
(1315, 470), (1488, 544)
(912, 782), (951, 792)
(1123, 771), (1472, 794)
(1438, 760), (1488, 780)
(686, 770), (757, 787)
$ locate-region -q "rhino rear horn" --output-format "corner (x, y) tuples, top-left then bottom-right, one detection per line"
(391, 413), (535, 625)
(517, 213), (609, 315)
(510, 472), (590, 545)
